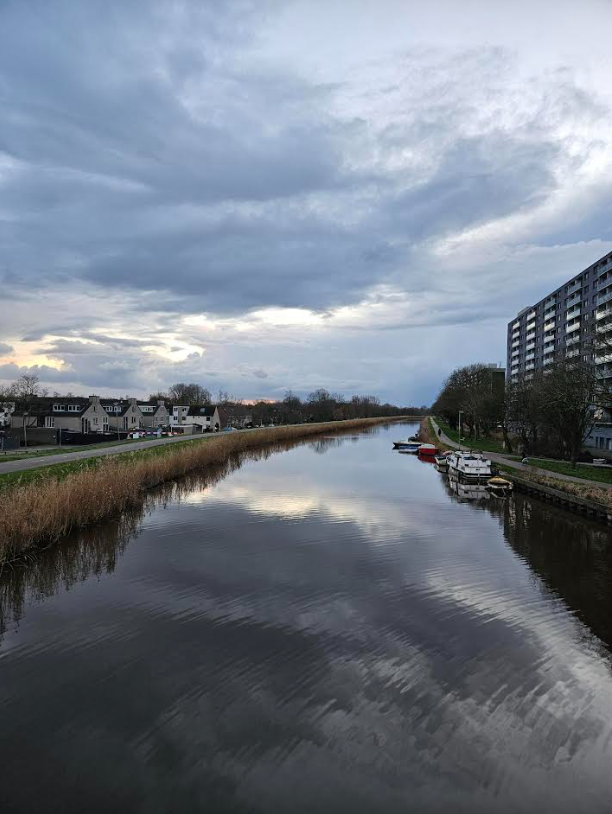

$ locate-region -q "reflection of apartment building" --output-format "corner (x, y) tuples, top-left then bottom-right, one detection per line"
(507, 251), (612, 384)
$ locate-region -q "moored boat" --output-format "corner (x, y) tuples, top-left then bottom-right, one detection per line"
(447, 450), (493, 480)
(392, 436), (420, 449)
(434, 452), (450, 470)
(486, 476), (513, 496)
(417, 443), (439, 457)
(397, 444), (422, 454)
(394, 441), (421, 452)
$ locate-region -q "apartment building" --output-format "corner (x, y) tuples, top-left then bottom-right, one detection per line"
(507, 250), (612, 383)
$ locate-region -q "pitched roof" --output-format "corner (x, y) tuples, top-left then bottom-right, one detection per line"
(186, 404), (217, 417)
(11, 396), (90, 416)
(137, 401), (168, 414)
(100, 399), (140, 416)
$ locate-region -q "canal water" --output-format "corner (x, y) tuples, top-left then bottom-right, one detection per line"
(2, 422), (612, 813)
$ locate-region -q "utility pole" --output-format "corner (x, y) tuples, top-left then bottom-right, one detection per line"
(458, 410), (463, 450)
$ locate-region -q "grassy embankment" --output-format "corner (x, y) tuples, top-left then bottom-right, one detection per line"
(522, 459), (612, 485)
(421, 417), (450, 450)
(497, 462), (612, 510)
(0, 418), (400, 562)
(434, 417), (508, 454)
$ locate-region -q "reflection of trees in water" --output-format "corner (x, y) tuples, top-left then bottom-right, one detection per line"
(0, 431), (371, 644)
(501, 493), (612, 652)
(437, 467), (612, 652)
(0, 512), (140, 641)
(309, 436), (348, 455)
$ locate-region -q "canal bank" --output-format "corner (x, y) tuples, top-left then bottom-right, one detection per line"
(0, 417), (403, 563)
(430, 418), (612, 522)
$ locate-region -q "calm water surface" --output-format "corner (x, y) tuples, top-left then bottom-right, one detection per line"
(3, 423), (612, 813)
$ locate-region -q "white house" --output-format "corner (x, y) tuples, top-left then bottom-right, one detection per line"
(169, 404), (221, 433)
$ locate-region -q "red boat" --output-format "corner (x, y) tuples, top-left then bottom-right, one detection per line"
(417, 444), (439, 457)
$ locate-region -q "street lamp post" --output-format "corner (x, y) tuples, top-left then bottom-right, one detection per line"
(458, 410), (463, 450)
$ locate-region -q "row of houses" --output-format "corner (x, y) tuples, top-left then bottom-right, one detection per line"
(0, 395), (221, 442)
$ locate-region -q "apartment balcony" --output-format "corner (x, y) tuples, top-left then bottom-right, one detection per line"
(566, 348), (580, 359)
(595, 352), (612, 365)
(597, 289), (612, 308)
(566, 321), (581, 334)
(525, 352), (535, 361)
(543, 344), (555, 354)
(566, 334), (580, 346)
(544, 320), (556, 332)
(596, 258), (612, 277)
(566, 307), (581, 321)
(596, 306), (612, 321)
(567, 280), (582, 295)
(525, 342), (535, 352)
(543, 357), (554, 366)
(525, 362), (535, 371)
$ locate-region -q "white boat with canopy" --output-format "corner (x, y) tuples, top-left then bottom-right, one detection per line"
(447, 451), (493, 481)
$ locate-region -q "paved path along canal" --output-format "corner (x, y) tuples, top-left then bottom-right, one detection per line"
(2, 422), (612, 813)
(0, 430), (229, 476)
(431, 418), (612, 489)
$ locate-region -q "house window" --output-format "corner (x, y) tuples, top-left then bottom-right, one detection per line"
(92, 417), (98, 426)
(45, 416), (55, 428)
(53, 404), (66, 412)
(68, 404), (80, 412)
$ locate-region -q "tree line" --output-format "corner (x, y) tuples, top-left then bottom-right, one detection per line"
(152, 384), (428, 426)
(433, 357), (609, 466)
(1, 375), (427, 425)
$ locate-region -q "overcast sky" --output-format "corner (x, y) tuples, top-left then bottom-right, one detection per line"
(2, 0), (612, 405)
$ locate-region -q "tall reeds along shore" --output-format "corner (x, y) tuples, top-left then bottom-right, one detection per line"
(0, 417), (402, 562)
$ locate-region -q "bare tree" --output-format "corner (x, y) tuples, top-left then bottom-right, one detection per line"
(166, 383), (212, 405)
(11, 373), (48, 398)
(540, 358), (596, 467)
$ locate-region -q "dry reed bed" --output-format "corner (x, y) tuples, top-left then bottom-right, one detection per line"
(0, 418), (398, 561)
(525, 471), (612, 510)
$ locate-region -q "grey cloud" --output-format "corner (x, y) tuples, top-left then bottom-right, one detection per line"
(0, 2), (610, 403)
(0, 343), (14, 355)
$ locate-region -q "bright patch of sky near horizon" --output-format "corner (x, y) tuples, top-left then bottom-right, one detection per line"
(1, 0), (612, 404)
